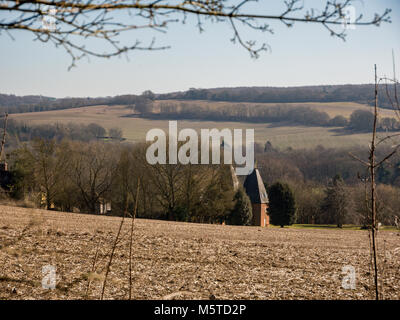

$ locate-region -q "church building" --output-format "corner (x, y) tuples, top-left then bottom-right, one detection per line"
(243, 168), (270, 227)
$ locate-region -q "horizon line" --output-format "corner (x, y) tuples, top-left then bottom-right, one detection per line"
(0, 82), (379, 100)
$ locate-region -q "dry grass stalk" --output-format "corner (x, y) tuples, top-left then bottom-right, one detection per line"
(380, 240), (387, 300)
(100, 200), (129, 300)
(128, 179), (140, 300)
(85, 235), (102, 298)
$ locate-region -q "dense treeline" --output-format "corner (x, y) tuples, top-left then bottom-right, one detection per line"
(2, 118), (123, 151)
(157, 84), (397, 109)
(286, 179), (400, 226)
(256, 143), (400, 226)
(0, 94), (147, 114)
(256, 142), (400, 186)
(136, 101), (400, 131)
(0, 94), (105, 114)
(4, 138), (400, 227)
(348, 109), (400, 132)
(8, 139), (240, 224)
(148, 102), (332, 126)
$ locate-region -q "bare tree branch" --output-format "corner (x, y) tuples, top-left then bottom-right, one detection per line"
(0, 0), (392, 68)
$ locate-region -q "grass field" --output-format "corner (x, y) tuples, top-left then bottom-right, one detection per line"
(154, 100), (396, 118)
(289, 224), (398, 231)
(0, 205), (399, 300)
(10, 103), (394, 150)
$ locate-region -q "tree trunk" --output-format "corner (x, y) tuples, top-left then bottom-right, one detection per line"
(370, 64), (379, 300)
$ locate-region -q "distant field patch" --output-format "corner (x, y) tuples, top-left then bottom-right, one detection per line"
(154, 100), (395, 118)
(9, 103), (393, 150)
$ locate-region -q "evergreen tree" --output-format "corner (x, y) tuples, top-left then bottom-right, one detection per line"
(268, 182), (296, 227)
(228, 187), (253, 226)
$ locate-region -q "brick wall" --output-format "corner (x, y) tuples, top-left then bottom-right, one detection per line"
(252, 203), (269, 227)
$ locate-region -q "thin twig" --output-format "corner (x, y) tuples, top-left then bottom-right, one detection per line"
(100, 199), (129, 300)
(129, 178), (140, 300)
(85, 235), (102, 298)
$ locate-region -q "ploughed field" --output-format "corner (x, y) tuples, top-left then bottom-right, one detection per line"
(0, 205), (399, 300)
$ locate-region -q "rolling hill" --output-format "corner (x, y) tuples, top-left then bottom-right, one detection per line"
(9, 103), (391, 150)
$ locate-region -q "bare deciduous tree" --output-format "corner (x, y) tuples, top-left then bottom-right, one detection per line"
(0, 0), (391, 68)
(23, 138), (68, 209)
(66, 141), (118, 214)
(350, 60), (400, 300)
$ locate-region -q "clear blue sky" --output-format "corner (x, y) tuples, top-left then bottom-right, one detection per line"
(1, 0), (399, 98)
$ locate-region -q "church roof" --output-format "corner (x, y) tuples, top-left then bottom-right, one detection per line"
(243, 168), (269, 204)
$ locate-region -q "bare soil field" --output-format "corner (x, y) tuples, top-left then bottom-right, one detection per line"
(0, 205), (399, 300)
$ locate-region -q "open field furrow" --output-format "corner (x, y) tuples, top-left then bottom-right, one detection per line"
(0, 205), (399, 300)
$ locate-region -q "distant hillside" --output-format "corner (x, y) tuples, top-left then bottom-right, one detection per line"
(0, 94), (54, 106)
(9, 104), (393, 150)
(1, 84), (397, 114)
(0, 94), (110, 114)
(157, 84), (396, 108)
